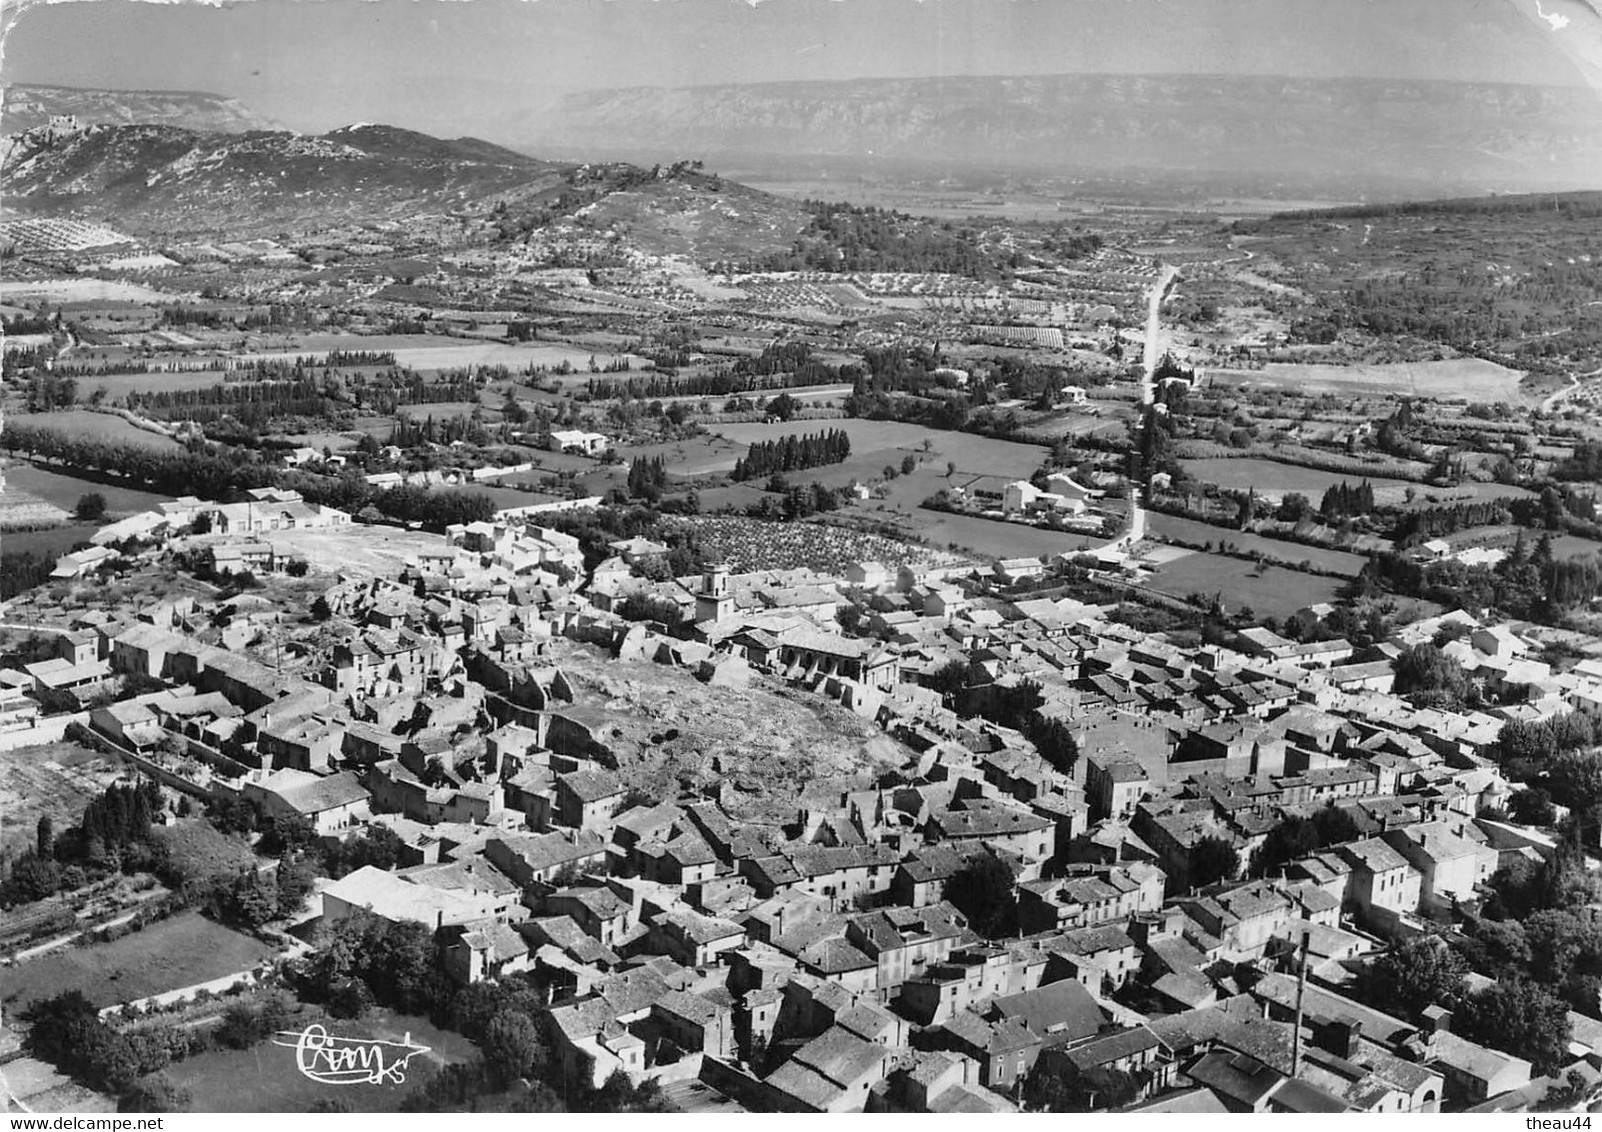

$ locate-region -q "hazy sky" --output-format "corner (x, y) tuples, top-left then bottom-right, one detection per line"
(5, 0), (1601, 136)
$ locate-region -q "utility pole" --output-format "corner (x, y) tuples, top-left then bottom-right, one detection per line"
(1291, 925), (1311, 1078)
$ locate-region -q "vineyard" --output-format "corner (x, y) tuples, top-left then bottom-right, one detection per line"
(660, 514), (961, 574)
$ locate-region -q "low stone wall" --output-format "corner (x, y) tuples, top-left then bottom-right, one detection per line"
(97, 961), (273, 1020)
(0, 710), (85, 752)
(700, 1055), (782, 1112)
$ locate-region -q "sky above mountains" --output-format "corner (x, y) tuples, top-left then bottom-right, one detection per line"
(6, 0), (1601, 137)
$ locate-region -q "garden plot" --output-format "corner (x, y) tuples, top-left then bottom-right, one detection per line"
(4, 911), (278, 1013)
(1207, 359), (1527, 402)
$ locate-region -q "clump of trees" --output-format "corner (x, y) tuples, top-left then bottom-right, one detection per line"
(732, 429), (852, 481)
(625, 456), (668, 502)
(1351, 931), (1575, 1075)
(1497, 712), (1598, 784)
(24, 990), (199, 1099)
(1188, 836), (1241, 889)
(1252, 806), (1361, 878)
(1357, 534), (1602, 625)
(944, 854), (1019, 938)
(1319, 480), (1375, 521)
(746, 200), (999, 277)
(1392, 643), (1474, 708)
(2, 780), (164, 906)
(75, 492), (107, 521)
(616, 593), (686, 627)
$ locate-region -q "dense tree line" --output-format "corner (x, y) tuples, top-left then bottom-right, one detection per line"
(844, 345), (979, 432)
(584, 366), (837, 401)
(387, 413), (492, 448)
(127, 380), (334, 425)
(0, 422), (280, 500)
(320, 350), (398, 367)
(0, 423), (497, 538)
(731, 428), (852, 481)
(283, 471), (499, 529)
(1262, 191), (1602, 224)
(729, 341), (845, 387)
(2, 780), (164, 905)
(4, 347), (46, 380)
(4, 312), (57, 335)
(0, 550), (57, 600)
(1392, 500), (1514, 546)
(1356, 541), (1602, 623)
(1555, 440), (1602, 483)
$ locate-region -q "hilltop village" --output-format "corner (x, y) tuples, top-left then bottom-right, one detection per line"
(3, 89), (1602, 1118)
(4, 486), (1602, 1115)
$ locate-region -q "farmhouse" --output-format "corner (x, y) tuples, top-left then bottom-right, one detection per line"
(244, 768), (372, 835)
(323, 864), (515, 929)
(551, 429), (610, 456)
(51, 545), (116, 579)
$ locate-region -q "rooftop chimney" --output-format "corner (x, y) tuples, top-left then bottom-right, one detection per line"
(1316, 1019), (1363, 1060)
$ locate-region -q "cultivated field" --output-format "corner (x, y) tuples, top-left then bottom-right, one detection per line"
(1207, 359), (1527, 402)
(235, 336), (646, 372)
(1180, 457), (1416, 501)
(0, 740), (126, 856)
(76, 369), (233, 398)
(1146, 513), (1367, 575)
(4, 911), (278, 1013)
(168, 1006), (474, 1113)
(1141, 550), (1345, 618)
(908, 508), (1097, 560)
(1389, 481), (1538, 509)
(622, 434), (745, 477)
(8, 410), (182, 450)
(1438, 525), (1602, 562)
(0, 279), (184, 304)
(0, 524), (92, 562)
(2, 461), (171, 517)
(707, 421), (1047, 480)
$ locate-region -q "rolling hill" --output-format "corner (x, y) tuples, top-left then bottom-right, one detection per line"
(0, 122), (571, 235)
(0, 122), (819, 260)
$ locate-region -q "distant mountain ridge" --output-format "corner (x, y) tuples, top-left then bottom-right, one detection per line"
(2, 82), (279, 135)
(0, 122), (567, 234)
(0, 120), (814, 259)
(524, 73), (1602, 195)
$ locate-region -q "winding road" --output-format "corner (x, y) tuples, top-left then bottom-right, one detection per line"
(1540, 366), (1599, 413)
